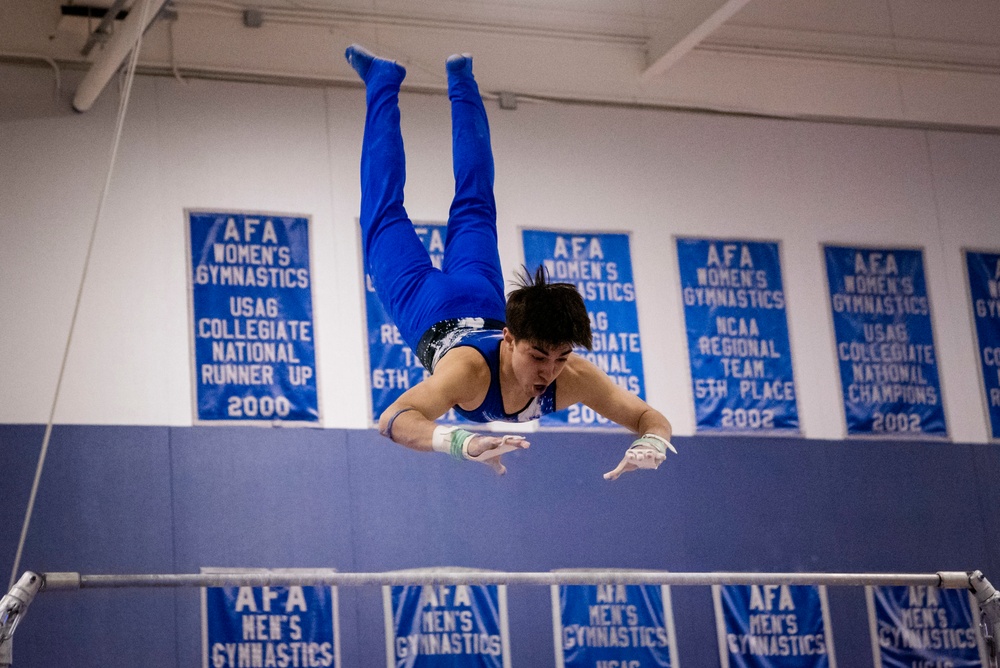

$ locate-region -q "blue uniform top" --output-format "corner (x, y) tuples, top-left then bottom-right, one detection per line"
(444, 330), (557, 423)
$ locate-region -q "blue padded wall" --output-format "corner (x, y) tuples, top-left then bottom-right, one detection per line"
(1, 424), (996, 667)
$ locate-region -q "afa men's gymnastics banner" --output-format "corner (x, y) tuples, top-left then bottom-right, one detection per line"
(383, 583), (511, 668)
(713, 584), (836, 668)
(552, 583), (677, 668)
(364, 221), (463, 425)
(965, 250), (1000, 440)
(201, 570), (340, 668)
(522, 230), (646, 428)
(823, 246), (946, 437)
(187, 210), (320, 424)
(866, 585), (986, 667)
(676, 238), (799, 433)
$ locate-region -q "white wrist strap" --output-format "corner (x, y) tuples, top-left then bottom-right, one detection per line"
(432, 425), (475, 461)
(431, 425), (453, 453)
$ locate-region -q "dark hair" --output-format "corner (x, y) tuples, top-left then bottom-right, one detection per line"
(506, 265), (592, 349)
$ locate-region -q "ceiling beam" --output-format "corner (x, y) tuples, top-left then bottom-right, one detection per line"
(641, 0), (753, 80)
(73, 0), (168, 112)
(80, 0), (131, 56)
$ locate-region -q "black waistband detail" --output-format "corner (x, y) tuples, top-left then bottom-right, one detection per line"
(415, 318), (506, 370)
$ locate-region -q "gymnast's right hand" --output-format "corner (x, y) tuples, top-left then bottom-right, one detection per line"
(465, 434), (530, 475)
(432, 426), (529, 475)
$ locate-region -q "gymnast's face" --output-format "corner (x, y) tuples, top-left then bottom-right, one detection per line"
(503, 329), (573, 397)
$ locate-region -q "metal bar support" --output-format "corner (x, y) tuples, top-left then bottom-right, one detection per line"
(971, 571), (1000, 668)
(0, 572), (42, 668)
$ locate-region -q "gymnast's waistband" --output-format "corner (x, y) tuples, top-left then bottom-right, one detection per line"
(416, 317), (505, 371)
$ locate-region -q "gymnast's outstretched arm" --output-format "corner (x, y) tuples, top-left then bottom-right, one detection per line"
(556, 355), (676, 480)
(377, 347), (529, 475)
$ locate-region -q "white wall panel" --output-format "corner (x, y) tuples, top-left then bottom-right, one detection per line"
(0, 80), (118, 424)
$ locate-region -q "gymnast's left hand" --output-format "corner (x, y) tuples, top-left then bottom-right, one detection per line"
(603, 434), (676, 481)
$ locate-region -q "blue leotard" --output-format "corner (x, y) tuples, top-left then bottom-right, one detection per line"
(441, 329), (557, 423)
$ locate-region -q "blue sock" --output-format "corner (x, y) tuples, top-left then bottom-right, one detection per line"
(345, 44), (405, 84)
(446, 53), (473, 78)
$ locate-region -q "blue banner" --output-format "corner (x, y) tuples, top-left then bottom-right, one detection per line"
(384, 584), (509, 668)
(676, 238), (799, 433)
(364, 222), (463, 425)
(522, 230), (646, 428)
(203, 583), (338, 668)
(867, 586), (984, 668)
(965, 250), (1000, 440)
(188, 210), (319, 424)
(714, 585), (835, 668)
(553, 584), (676, 668)
(823, 246), (946, 437)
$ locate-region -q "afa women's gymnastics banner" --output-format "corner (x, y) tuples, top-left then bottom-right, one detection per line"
(965, 250), (1000, 440)
(713, 584), (836, 668)
(201, 569), (340, 668)
(364, 221), (464, 425)
(551, 583), (677, 667)
(866, 586), (986, 667)
(676, 238), (799, 433)
(522, 230), (646, 428)
(383, 583), (511, 668)
(187, 210), (320, 425)
(823, 246), (946, 437)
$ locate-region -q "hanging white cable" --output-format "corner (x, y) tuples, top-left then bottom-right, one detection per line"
(8, 0), (156, 592)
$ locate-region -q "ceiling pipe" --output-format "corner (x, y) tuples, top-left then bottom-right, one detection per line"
(72, 0), (169, 112)
(81, 0), (131, 56)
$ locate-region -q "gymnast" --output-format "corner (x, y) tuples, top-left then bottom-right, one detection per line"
(345, 45), (675, 479)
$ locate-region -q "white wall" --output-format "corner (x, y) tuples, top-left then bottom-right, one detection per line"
(1, 63), (997, 441)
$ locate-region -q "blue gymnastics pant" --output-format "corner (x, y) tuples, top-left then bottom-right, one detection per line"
(359, 58), (507, 351)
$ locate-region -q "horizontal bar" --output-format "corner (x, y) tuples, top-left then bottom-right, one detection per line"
(38, 570), (975, 591)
